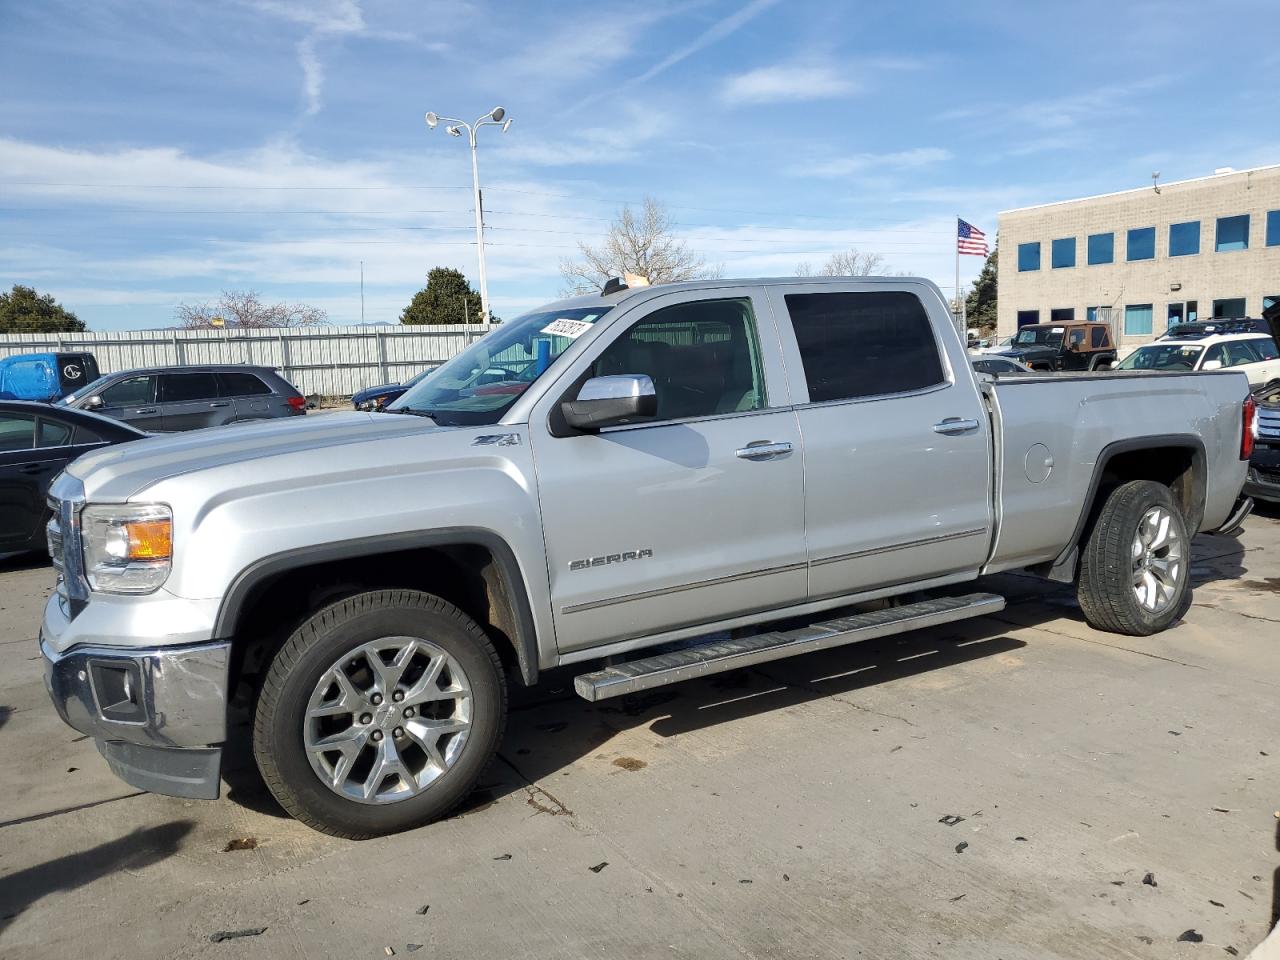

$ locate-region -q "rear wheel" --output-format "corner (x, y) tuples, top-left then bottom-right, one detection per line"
(1077, 480), (1191, 635)
(253, 589), (506, 838)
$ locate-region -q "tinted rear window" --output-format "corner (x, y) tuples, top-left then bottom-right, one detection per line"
(37, 419), (74, 447)
(784, 291), (945, 402)
(218, 372), (273, 396)
(160, 372), (220, 402)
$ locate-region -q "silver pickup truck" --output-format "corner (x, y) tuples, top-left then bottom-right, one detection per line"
(40, 277), (1255, 837)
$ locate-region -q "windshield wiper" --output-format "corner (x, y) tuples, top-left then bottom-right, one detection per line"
(392, 407), (436, 420)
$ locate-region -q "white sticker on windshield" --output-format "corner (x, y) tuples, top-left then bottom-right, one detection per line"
(541, 318), (594, 339)
(1051, 327), (1065, 333)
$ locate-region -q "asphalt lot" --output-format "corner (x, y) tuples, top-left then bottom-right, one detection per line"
(1, 507), (1278, 959)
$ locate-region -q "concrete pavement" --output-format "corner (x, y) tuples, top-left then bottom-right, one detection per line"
(1, 509), (1278, 959)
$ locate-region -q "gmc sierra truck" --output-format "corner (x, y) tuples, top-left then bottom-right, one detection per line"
(40, 277), (1256, 838)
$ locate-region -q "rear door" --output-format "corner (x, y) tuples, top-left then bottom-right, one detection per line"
(95, 374), (163, 431)
(529, 287), (807, 653)
(0, 412), (41, 550)
(159, 371), (234, 430)
(766, 283), (994, 603)
(217, 371), (277, 421)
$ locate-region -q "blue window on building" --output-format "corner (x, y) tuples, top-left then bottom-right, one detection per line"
(1051, 237), (1076, 269)
(1016, 310), (1039, 327)
(1087, 232), (1113, 265)
(1124, 304), (1153, 336)
(1017, 242), (1041, 272)
(1127, 227), (1156, 261)
(1266, 210), (1280, 247)
(1215, 214), (1249, 252)
(1086, 306), (1099, 322)
(1168, 221), (1200, 257)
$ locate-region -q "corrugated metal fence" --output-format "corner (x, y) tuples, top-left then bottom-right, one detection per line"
(0, 324), (498, 396)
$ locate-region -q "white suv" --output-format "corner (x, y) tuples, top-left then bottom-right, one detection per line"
(1115, 332), (1280, 388)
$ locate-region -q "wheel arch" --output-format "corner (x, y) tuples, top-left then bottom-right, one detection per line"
(1036, 434), (1207, 582)
(214, 528), (540, 689)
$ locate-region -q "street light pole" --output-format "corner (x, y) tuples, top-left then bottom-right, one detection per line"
(425, 107), (512, 325)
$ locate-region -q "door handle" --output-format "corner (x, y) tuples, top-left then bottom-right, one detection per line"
(133, 408), (158, 414)
(933, 418), (980, 435)
(209, 401), (231, 408)
(735, 441), (793, 461)
(19, 463), (50, 474)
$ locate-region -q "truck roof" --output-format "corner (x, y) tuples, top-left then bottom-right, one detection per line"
(536, 275), (940, 315)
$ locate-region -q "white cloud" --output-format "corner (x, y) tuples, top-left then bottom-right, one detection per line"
(297, 37), (324, 117)
(570, 0), (780, 112)
(720, 64), (858, 105)
(791, 147), (952, 179)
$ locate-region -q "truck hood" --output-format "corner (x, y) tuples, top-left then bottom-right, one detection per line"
(69, 411), (446, 501)
(997, 344), (1055, 362)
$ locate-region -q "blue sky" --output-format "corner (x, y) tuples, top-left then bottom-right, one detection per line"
(2, 0), (1277, 330)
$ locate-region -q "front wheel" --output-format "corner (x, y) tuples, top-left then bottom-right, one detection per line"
(253, 589), (506, 838)
(1077, 480), (1191, 636)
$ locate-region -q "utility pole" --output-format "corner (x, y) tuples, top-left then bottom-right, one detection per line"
(360, 260), (365, 324)
(425, 107), (513, 326)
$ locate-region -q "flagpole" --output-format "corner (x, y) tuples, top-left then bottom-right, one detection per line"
(955, 215), (961, 338)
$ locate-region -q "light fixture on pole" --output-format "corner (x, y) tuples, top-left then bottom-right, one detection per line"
(424, 106), (512, 324)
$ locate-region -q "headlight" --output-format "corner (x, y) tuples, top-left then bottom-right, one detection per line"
(81, 503), (173, 594)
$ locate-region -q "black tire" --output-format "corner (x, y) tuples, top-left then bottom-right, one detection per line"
(253, 589), (506, 839)
(1077, 480), (1192, 636)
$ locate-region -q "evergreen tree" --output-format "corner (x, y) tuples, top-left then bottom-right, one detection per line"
(400, 268), (487, 325)
(965, 245), (998, 333)
(0, 284), (86, 333)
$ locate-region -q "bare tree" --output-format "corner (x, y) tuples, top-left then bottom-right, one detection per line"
(175, 290), (327, 329)
(560, 197), (720, 295)
(794, 248), (888, 278)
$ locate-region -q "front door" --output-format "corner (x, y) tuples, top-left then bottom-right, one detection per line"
(95, 374), (163, 432)
(530, 288), (807, 653)
(766, 283), (993, 602)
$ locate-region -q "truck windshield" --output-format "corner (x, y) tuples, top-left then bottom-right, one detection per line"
(1115, 344), (1204, 371)
(388, 306), (613, 425)
(1012, 327), (1064, 347)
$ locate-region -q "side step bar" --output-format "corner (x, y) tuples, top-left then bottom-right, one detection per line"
(574, 592), (1005, 702)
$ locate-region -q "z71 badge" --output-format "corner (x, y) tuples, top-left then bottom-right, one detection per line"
(569, 548), (653, 571)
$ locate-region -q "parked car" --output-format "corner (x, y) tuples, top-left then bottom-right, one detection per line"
(971, 355), (1032, 376)
(352, 367), (436, 412)
(58, 364), (306, 431)
(974, 335), (1014, 355)
(1114, 333), (1280, 389)
(0, 351), (100, 402)
(1244, 306), (1280, 504)
(0, 400), (145, 555)
(995, 322), (1117, 371)
(41, 276), (1253, 837)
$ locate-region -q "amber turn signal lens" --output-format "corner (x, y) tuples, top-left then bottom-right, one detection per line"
(126, 519), (172, 560)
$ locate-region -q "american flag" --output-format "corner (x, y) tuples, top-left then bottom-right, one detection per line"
(957, 219), (989, 256)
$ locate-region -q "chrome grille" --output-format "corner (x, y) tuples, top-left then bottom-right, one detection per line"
(46, 474), (89, 615)
(1257, 405), (1280, 441)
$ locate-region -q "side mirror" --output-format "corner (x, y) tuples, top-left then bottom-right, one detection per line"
(561, 374), (657, 431)
(1201, 359), (1224, 371)
(84, 395), (105, 410)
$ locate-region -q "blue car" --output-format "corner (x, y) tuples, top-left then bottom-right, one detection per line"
(352, 367), (435, 411)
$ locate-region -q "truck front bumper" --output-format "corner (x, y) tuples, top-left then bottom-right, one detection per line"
(42, 637), (231, 800)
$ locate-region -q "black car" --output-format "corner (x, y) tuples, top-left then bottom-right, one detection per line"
(58, 364), (306, 432)
(1246, 304), (1280, 505)
(0, 401), (146, 555)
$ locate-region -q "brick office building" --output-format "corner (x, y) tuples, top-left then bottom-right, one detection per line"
(997, 164), (1280, 346)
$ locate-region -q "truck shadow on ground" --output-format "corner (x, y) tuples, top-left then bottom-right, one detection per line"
(218, 532), (1250, 823)
(221, 618), (1028, 820)
(0, 821), (194, 937)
